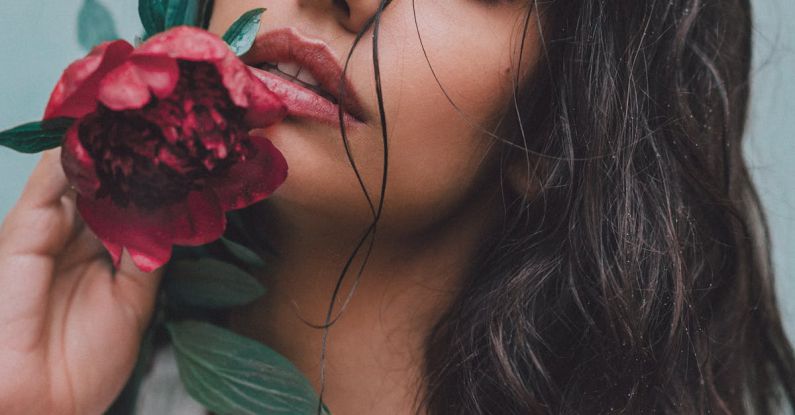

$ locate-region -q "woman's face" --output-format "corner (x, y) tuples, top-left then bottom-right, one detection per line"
(208, 0), (539, 237)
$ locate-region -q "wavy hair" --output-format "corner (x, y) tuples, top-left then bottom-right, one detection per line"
(419, 1), (795, 413)
(227, 0), (795, 413)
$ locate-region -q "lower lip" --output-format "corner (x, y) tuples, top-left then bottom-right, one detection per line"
(248, 66), (365, 129)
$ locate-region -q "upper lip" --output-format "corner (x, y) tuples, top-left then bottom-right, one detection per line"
(242, 27), (368, 122)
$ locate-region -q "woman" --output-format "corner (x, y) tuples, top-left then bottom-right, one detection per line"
(0, 0), (793, 414)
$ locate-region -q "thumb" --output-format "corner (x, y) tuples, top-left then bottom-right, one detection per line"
(112, 249), (166, 334)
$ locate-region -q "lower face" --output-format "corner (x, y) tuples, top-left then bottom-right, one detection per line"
(208, 0), (539, 239)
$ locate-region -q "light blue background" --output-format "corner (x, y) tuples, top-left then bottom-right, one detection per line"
(0, 1), (793, 337)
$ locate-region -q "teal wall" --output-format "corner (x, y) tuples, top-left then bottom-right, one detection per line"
(746, 0), (795, 340)
(0, 0), (140, 213)
(0, 1), (793, 336)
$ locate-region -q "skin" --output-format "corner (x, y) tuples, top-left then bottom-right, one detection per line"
(0, 150), (164, 415)
(211, 0), (537, 237)
(0, 1), (540, 414)
(210, 1), (540, 414)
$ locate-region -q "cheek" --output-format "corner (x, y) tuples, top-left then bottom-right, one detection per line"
(384, 129), (501, 232)
(360, 3), (528, 230)
(247, 1), (537, 237)
(255, 120), (498, 237)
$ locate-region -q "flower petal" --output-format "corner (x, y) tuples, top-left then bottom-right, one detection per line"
(60, 122), (101, 197)
(134, 25), (283, 118)
(210, 135), (288, 211)
(134, 26), (230, 62)
(76, 191), (226, 272)
(97, 61), (153, 111)
(211, 53), (287, 121)
(243, 71), (288, 128)
(44, 40), (134, 120)
(77, 196), (172, 271)
(212, 54), (259, 109)
(129, 55), (180, 100)
(126, 246), (172, 273)
(169, 191), (228, 246)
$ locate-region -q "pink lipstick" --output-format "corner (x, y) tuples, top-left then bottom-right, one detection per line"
(243, 28), (368, 129)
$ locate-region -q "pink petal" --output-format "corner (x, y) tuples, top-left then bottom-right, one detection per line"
(169, 191), (228, 246)
(126, 246), (172, 273)
(98, 56), (180, 110)
(132, 26), (286, 124)
(76, 191), (226, 272)
(97, 61), (153, 110)
(136, 26), (283, 114)
(60, 123), (101, 197)
(243, 71), (288, 128)
(129, 55), (180, 100)
(213, 54), (258, 109)
(44, 40), (134, 120)
(134, 26), (230, 62)
(76, 196), (171, 271)
(210, 135), (288, 211)
(213, 55), (286, 120)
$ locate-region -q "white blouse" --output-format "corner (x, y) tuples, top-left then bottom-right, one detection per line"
(135, 345), (206, 415)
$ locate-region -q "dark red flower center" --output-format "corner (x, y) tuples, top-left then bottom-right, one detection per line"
(77, 61), (254, 210)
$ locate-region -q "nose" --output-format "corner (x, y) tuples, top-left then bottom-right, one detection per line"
(299, 0), (388, 34)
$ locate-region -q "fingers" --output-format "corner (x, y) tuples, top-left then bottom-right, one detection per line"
(112, 250), (166, 334)
(15, 148), (69, 211)
(0, 149), (75, 258)
(0, 150), (84, 336)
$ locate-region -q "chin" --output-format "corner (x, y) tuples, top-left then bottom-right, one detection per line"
(260, 175), (382, 236)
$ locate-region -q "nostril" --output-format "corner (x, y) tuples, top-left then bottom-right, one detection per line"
(332, 0), (351, 16)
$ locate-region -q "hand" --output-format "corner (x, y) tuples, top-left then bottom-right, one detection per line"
(0, 149), (164, 415)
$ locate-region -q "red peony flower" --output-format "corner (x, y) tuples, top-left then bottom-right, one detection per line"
(43, 27), (288, 272)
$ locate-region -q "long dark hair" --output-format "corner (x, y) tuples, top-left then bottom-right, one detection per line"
(418, 0), (795, 413)
(231, 0), (795, 413)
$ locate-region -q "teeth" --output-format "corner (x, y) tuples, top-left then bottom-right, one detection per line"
(271, 62), (321, 87)
(276, 62), (301, 77)
(294, 69), (320, 87)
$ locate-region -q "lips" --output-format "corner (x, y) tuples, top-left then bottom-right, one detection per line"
(243, 27), (368, 127)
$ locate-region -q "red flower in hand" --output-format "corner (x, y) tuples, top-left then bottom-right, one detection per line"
(43, 27), (288, 272)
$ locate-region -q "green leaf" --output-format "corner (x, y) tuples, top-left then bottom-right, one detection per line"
(164, 0), (202, 29)
(198, 0), (214, 29)
(168, 321), (329, 415)
(139, 0), (166, 39)
(0, 118), (73, 154)
(171, 243), (211, 261)
(78, 0), (120, 50)
(222, 8), (266, 56)
(226, 210), (281, 259)
(164, 258), (266, 309)
(221, 237), (266, 269)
